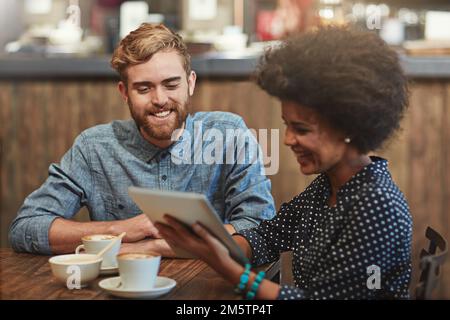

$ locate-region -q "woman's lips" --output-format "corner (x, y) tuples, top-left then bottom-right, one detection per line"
(292, 149), (313, 163)
(292, 148), (311, 156)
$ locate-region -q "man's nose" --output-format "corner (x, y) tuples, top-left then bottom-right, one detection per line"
(151, 87), (168, 107)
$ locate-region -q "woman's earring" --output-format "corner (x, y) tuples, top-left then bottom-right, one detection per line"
(344, 137), (351, 144)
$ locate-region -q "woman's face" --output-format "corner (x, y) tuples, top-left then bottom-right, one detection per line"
(282, 100), (348, 175)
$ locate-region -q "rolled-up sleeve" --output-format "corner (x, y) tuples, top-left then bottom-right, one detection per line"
(8, 133), (93, 254)
(237, 200), (298, 266)
(237, 197), (309, 300)
(223, 119), (275, 232)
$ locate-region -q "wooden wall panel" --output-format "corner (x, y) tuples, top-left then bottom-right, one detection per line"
(410, 82), (446, 298)
(0, 78), (449, 298)
(442, 83), (450, 299)
(0, 82), (13, 247)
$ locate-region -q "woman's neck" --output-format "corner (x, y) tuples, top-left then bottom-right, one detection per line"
(326, 154), (372, 206)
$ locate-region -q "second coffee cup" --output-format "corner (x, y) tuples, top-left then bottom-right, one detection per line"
(75, 234), (121, 268)
(117, 252), (161, 291)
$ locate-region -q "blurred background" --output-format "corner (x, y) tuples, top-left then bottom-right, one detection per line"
(1, 0), (450, 298)
(1, 0), (450, 55)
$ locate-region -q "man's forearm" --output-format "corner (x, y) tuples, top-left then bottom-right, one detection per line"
(48, 218), (120, 254)
(49, 213), (159, 254)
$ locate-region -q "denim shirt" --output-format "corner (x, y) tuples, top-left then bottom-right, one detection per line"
(9, 111), (275, 254)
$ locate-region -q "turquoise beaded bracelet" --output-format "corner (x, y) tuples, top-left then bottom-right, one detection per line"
(246, 271), (265, 300)
(234, 263), (251, 294)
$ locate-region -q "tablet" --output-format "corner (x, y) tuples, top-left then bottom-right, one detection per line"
(128, 186), (249, 266)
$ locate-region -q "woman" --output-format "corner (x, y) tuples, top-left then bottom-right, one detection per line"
(155, 26), (412, 300)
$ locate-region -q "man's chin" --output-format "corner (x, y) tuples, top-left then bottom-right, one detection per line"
(141, 122), (184, 141)
(133, 111), (187, 145)
(142, 128), (175, 141)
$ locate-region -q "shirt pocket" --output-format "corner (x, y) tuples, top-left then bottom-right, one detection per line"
(102, 194), (142, 220)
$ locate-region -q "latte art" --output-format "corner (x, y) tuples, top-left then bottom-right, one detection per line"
(83, 235), (116, 241)
(118, 253), (155, 260)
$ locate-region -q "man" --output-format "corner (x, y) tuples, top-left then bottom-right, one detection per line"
(9, 24), (275, 256)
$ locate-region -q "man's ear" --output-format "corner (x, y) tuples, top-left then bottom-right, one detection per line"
(188, 71), (196, 96)
(118, 81), (128, 103)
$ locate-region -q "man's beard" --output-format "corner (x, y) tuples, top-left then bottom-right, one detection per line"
(129, 99), (189, 142)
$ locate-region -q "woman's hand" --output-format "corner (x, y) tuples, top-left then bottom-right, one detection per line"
(156, 215), (280, 299)
(155, 215), (243, 280)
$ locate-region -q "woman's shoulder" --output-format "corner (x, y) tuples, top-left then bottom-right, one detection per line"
(351, 174), (412, 228)
(353, 157), (408, 204)
(360, 163), (407, 205)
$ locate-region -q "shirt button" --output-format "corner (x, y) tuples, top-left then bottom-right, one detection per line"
(162, 175), (167, 181)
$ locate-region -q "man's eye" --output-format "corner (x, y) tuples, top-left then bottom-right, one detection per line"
(137, 87), (149, 93)
(166, 84), (179, 90)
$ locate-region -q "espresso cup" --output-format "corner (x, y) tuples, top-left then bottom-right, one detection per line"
(117, 252), (161, 291)
(75, 234), (121, 268)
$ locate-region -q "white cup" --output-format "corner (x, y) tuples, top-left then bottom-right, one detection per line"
(75, 234), (121, 268)
(117, 252), (161, 291)
(49, 253), (102, 288)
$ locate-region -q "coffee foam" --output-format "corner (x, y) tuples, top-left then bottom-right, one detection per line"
(118, 253), (155, 260)
(83, 234), (116, 241)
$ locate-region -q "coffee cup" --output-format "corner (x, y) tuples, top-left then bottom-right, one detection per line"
(75, 234), (121, 268)
(117, 252), (161, 291)
(49, 253), (102, 288)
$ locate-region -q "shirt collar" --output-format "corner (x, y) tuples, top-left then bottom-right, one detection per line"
(319, 156), (390, 205)
(127, 114), (193, 163)
(339, 156), (390, 194)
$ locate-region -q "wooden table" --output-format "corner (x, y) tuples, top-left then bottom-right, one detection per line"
(0, 248), (243, 300)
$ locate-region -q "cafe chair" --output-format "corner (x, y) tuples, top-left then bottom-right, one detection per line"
(265, 251), (294, 285)
(415, 226), (448, 300)
(279, 251), (294, 285)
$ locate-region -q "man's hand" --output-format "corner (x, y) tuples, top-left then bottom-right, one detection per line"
(119, 238), (176, 257)
(113, 214), (161, 243)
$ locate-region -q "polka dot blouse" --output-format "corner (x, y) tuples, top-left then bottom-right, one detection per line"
(238, 156), (412, 300)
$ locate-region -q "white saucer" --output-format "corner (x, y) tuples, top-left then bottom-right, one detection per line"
(100, 265), (119, 275)
(99, 276), (176, 299)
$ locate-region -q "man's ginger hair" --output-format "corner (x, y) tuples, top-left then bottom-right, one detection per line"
(111, 23), (191, 82)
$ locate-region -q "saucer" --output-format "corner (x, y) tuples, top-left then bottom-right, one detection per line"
(100, 265), (119, 275)
(99, 276), (176, 299)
